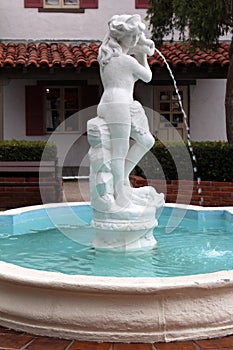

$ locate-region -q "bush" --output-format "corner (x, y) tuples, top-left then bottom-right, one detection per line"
(134, 141), (233, 182)
(0, 140), (57, 161)
(192, 141), (233, 181)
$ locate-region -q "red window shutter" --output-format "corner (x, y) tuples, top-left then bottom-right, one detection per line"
(79, 85), (99, 109)
(80, 0), (98, 9)
(25, 86), (45, 136)
(135, 0), (149, 8)
(24, 0), (43, 8)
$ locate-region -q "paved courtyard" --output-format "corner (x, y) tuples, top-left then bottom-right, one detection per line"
(62, 179), (90, 203)
(1, 326), (233, 350)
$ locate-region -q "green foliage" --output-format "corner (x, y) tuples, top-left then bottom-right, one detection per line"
(146, 0), (174, 46)
(0, 140), (57, 161)
(134, 141), (233, 182)
(135, 141), (177, 180)
(147, 0), (232, 48)
(191, 141), (233, 181)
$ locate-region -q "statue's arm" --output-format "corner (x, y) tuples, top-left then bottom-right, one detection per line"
(129, 34), (154, 83)
(128, 54), (152, 83)
(134, 53), (152, 82)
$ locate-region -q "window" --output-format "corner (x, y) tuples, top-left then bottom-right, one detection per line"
(25, 84), (99, 136)
(24, 0), (98, 9)
(44, 0), (79, 9)
(45, 86), (80, 132)
(135, 0), (149, 8)
(154, 86), (188, 141)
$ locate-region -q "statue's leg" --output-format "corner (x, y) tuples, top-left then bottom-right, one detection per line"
(124, 132), (154, 184)
(98, 103), (131, 206)
(109, 125), (131, 205)
(124, 101), (154, 185)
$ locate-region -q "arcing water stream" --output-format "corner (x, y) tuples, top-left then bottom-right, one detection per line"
(154, 47), (204, 205)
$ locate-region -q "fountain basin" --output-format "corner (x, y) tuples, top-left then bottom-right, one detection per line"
(0, 203), (233, 343)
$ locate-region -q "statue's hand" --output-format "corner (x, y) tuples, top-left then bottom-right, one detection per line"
(130, 33), (155, 56)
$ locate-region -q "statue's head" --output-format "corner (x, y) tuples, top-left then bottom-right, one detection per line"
(108, 14), (145, 42)
(98, 14), (147, 66)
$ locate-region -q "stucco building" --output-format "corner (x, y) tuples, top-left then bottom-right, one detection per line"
(0, 0), (230, 174)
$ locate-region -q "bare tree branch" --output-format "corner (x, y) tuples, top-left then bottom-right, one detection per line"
(222, 0), (233, 27)
(223, 18), (233, 26)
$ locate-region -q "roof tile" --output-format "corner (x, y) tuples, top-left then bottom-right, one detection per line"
(0, 41), (230, 70)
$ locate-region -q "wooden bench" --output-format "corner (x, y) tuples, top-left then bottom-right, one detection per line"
(0, 160), (62, 208)
(0, 161), (57, 173)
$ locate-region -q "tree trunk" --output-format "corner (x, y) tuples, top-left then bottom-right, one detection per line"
(225, 35), (233, 143)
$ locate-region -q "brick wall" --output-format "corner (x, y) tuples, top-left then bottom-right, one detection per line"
(0, 175), (63, 209)
(130, 175), (233, 206)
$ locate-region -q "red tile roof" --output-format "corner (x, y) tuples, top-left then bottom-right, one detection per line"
(0, 41), (230, 69)
(148, 42), (229, 69)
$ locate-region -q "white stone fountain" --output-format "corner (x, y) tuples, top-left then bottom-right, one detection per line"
(87, 14), (164, 250)
(1, 14), (233, 345)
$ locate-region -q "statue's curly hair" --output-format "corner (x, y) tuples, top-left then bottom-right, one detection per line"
(98, 14), (145, 67)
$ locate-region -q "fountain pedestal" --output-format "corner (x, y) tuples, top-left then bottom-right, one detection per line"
(92, 206), (159, 250)
(92, 226), (157, 250)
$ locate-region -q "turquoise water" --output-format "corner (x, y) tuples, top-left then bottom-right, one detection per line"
(0, 205), (233, 277)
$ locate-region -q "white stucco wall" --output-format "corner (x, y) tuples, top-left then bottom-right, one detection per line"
(3, 79), (42, 140)
(190, 79), (227, 141)
(3, 80), (95, 168)
(3, 78), (228, 142)
(0, 0), (230, 42)
(0, 0), (149, 41)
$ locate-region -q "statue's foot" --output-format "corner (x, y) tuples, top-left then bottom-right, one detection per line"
(96, 199), (155, 220)
(123, 185), (164, 207)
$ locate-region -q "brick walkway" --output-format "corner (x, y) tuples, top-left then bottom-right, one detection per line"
(62, 179), (90, 203)
(1, 326), (233, 350)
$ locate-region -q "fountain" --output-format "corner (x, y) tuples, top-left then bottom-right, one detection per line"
(0, 14), (233, 344)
